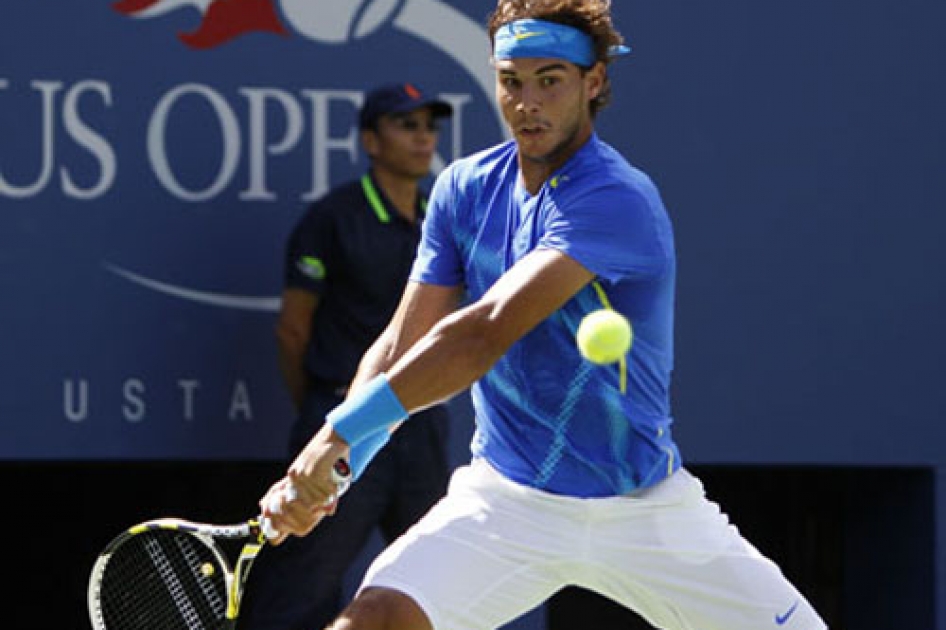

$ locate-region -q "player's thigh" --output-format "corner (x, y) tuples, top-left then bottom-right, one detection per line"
(361, 464), (568, 630)
(583, 470), (825, 630)
(328, 586), (432, 630)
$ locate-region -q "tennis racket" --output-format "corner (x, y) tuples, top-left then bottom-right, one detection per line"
(88, 459), (351, 630)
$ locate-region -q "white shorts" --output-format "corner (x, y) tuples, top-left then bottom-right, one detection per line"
(360, 459), (827, 630)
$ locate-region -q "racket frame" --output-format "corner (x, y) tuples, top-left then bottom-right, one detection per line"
(88, 458), (350, 629)
(87, 518), (265, 630)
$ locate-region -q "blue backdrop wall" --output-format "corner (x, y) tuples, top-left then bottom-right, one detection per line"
(2, 0), (944, 627)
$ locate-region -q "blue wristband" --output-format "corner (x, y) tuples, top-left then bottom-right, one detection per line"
(347, 428), (391, 481)
(327, 374), (408, 445)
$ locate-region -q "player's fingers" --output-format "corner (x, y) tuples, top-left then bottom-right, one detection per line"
(266, 527), (289, 546)
(262, 508), (299, 538)
(322, 496), (341, 516)
(287, 468), (336, 507)
(293, 509), (327, 536)
(259, 479), (285, 515)
(277, 498), (325, 535)
(259, 478), (304, 538)
(261, 478), (294, 513)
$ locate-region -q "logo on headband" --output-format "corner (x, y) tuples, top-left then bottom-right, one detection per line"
(495, 19), (632, 66)
(494, 19), (596, 67)
(514, 30), (545, 41)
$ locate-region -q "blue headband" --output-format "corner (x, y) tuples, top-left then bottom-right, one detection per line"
(493, 18), (630, 67)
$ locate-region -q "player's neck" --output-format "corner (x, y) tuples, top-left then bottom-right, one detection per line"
(519, 161), (556, 196)
(517, 123), (593, 195)
(371, 167), (421, 223)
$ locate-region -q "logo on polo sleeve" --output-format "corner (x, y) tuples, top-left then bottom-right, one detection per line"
(297, 256), (327, 280)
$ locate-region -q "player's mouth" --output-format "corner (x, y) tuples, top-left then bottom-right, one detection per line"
(516, 122), (550, 139)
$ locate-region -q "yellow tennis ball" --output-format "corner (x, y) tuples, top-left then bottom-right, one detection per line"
(577, 310), (633, 364)
(200, 562), (215, 577)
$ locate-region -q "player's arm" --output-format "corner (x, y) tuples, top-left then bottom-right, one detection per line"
(349, 280), (465, 398)
(288, 282), (463, 487)
(274, 288), (319, 410)
(386, 247), (593, 409)
(278, 248), (593, 520)
(264, 281), (462, 539)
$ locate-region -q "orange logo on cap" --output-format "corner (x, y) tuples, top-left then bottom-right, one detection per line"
(404, 83), (421, 100)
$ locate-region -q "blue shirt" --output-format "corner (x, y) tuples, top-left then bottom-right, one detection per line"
(411, 134), (680, 497)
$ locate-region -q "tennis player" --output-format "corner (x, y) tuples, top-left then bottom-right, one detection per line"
(261, 1), (828, 628)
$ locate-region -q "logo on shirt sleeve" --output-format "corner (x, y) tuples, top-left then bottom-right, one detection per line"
(297, 255), (327, 280)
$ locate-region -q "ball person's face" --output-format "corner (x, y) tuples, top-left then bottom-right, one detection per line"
(494, 56), (603, 169)
(365, 107), (441, 180)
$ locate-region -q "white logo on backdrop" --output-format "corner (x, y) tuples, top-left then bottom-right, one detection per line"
(107, 0), (502, 312)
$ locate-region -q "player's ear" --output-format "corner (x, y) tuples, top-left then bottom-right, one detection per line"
(585, 62), (606, 101)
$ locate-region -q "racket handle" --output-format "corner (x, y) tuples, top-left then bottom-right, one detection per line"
(331, 458), (352, 493)
(260, 516), (279, 540)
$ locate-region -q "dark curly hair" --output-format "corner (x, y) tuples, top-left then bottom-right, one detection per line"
(487, 0), (626, 116)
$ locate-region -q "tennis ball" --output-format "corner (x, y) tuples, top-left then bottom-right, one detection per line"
(200, 562), (215, 577)
(576, 310), (633, 365)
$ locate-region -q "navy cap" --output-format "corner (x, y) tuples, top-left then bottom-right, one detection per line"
(359, 83), (453, 130)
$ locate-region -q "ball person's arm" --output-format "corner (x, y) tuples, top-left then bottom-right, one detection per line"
(275, 288), (319, 411)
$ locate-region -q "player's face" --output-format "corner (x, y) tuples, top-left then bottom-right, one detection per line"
(364, 107), (440, 180)
(495, 57), (603, 170)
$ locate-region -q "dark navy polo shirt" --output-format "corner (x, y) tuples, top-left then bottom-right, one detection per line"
(284, 172), (426, 385)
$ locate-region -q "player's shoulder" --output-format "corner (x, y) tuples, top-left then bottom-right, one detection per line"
(551, 136), (669, 227)
(577, 136), (660, 198)
(441, 140), (518, 190)
(551, 137), (663, 220)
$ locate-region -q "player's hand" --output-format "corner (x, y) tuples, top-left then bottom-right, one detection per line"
(259, 424), (351, 542)
(287, 423), (351, 507)
(259, 476), (328, 544)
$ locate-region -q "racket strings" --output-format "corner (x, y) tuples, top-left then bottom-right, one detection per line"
(99, 530), (229, 629)
(171, 534), (227, 619)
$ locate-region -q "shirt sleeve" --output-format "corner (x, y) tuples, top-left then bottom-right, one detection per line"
(410, 163), (465, 287)
(540, 181), (673, 283)
(284, 203), (336, 294)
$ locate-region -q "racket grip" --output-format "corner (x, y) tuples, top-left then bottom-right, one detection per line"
(260, 516), (279, 540)
(331, 458), (352, 494)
